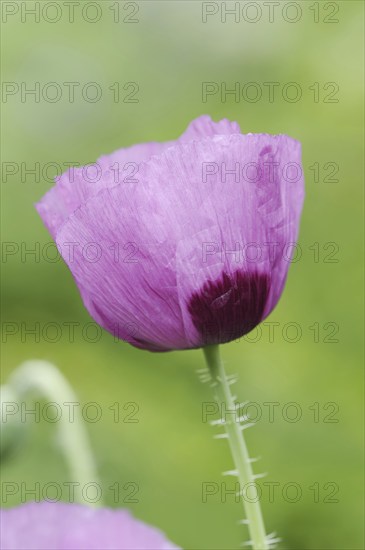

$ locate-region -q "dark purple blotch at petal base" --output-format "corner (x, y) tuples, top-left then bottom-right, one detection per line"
(188, 271), (270, 345)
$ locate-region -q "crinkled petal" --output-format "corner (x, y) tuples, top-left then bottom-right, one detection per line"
(36, 116), (241, 239)
(55, 178), (186, 351)
(179, 114), (241, 142)
(142, 134), (304, 345)
(0, 502), (180, 550)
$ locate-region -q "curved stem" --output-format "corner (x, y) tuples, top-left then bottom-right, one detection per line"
(203, 345), (269, 550)
(7, 360), (99, 506)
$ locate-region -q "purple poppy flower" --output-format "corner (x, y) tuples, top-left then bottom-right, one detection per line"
(36, 116), (304, 351)
(0, 501), (180, 550)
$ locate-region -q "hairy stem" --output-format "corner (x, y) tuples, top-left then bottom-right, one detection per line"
(203, 345), (269, 550)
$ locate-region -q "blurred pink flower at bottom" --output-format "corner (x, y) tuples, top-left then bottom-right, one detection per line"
(1, 501), (180, 550)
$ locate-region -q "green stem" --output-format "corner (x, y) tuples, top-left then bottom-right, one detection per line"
(6, 360), (100, 506)
(203, 345), (269, 550)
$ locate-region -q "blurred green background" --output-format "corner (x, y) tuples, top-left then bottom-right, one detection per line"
(1, 1), (364, 549)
